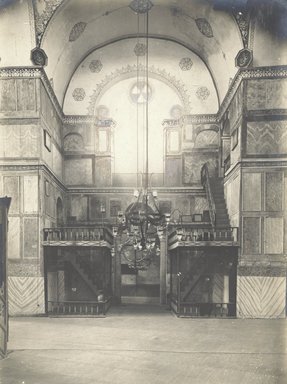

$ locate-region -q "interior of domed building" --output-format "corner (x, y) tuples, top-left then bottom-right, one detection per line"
(0, 0), (287, 380)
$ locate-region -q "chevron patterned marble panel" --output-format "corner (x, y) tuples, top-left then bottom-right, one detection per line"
(212, 273), (224, 303)
(237, 276), (286, 318)
(8, 277), (45, 315)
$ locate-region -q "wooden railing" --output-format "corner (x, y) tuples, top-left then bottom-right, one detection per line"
(43, 226), (113, 246)
(168, 226), (239, 248)
(170, 296), (235, 317)
(48, 298), (112, 316)
(201, 163), (216, 228)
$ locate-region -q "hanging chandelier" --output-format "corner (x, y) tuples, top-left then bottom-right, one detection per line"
(112, 0), (169, 270)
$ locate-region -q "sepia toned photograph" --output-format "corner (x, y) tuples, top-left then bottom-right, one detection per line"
(0, 0), (286, 383)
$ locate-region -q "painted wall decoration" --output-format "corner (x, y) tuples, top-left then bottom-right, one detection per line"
(72, 88), (86, 101)
(246, 78), (287, 110)
(196, 86), (210, 100)
(246, 121), (287, 155)
(89, 60), (103, 73)
(195, 18), (213, 38)
(179, 57), (193, 71)
(134, 43), (147, 56)
(69, 22), (87, 42)
(194, 130), (218, 148)
(235, 48), (253, 68)
(129, 0), (154, 14)
(233, 10), (251, 49)
(183, 153), (217, 184)
(30, 47), (48, 66)
(130, 80), (152, 104)
(63, 133), (84, 151)
(170, 104), (183, 119)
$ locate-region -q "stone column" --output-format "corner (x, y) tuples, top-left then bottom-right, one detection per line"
(113, 238), (121, 304)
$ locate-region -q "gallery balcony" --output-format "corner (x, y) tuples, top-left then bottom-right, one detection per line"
(43, 226), (113, 248)
(168, 226), (239, 249)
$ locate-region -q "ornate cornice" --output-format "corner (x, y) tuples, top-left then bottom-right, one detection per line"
(1, 66), (287, 126)
(67, 187), (205, 195)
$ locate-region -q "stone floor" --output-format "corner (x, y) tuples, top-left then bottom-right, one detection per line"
(0, 304), (286, 384)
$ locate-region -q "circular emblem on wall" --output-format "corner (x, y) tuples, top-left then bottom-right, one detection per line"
(31, 47), (48, 66)
(129, 0), (154, 14)
(235, 49), (253, 68)
(179, 58), (193, 71)
(72, 88), (86, 101)
(196, 86), (210, 100)
(130, 80), (152, 104)
(89, 59), (103, 73)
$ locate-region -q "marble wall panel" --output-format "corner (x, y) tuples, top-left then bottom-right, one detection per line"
(8, 277), (45, 315)
(247, 121), (287, 155)
(266, 172), (283, 211)
(8, 217), (20, 259)
(23, 175), (38, 213)
(165, 157), (182, 187)
(247, 78), (287, 110)
(194, 197), (209, 214)
(110, 200), (121, 217)
(95, 157), (111, 187)
(242, 173), (262, 211)
(52, 146), (63, 180)
(64, 158), (92, 185)
(23, 217), (38, 258)
(0, 79), (16, 112)
(68, 195), (88, 221)
(237, 276), (285, 318)
(183, 152), (217, 184)
(3, 176), (20, 213)
(89, 197), (106, 221)
(0, 125), (39, 158)
(243, 217), (261, 254)
(16, 79), (36, 112)
(264, 217), (283, 254)
(194, 130), (218, 148)
(229, 81), (243, 129)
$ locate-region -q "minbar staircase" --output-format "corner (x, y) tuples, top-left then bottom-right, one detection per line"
(209, 177), (230, 228)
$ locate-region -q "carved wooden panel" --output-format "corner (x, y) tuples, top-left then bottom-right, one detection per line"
(243, 217), (261, 254)
(3, 177), (19, 214)
(265, 172), (283, 212)
(264, 217), (283, 254)
(246, 121), (287, 155)
(23, 218), (38, 258)
(242, 173), (261, 211)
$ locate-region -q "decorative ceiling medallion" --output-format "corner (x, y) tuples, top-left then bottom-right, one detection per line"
(196, 87), (210, 100)
(170, 105), (183, 119)
(30, 47), (48, 66)
(134, 43), (147, 56)
(89, 60), (103, 73)
(69, 22), (87, 42)
(129, 0), (154, 14)
(195, 18), (213, 38)
(72, 88), (86, 101)
(130, 80), (152, 104)
(179, 58), (193, 71)
(235, 48), (253, 68)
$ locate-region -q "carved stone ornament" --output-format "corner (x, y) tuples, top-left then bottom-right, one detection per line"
(179, 58), (193, 71)
(31, 47), (48, 66)
(134, 43), (147, 56)
(129, 0), (154, 14)
(196, 86), (210, 100)
(72, 88), (86, 101)
(235, 48), (253, 68)
(89, 60), (103, 73)
(195, 18), (213, 38)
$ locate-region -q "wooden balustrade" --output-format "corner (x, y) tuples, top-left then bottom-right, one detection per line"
(168, 226), (238, 247)
(43, 226), (114, 246)
(48, 298), (111, 316)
